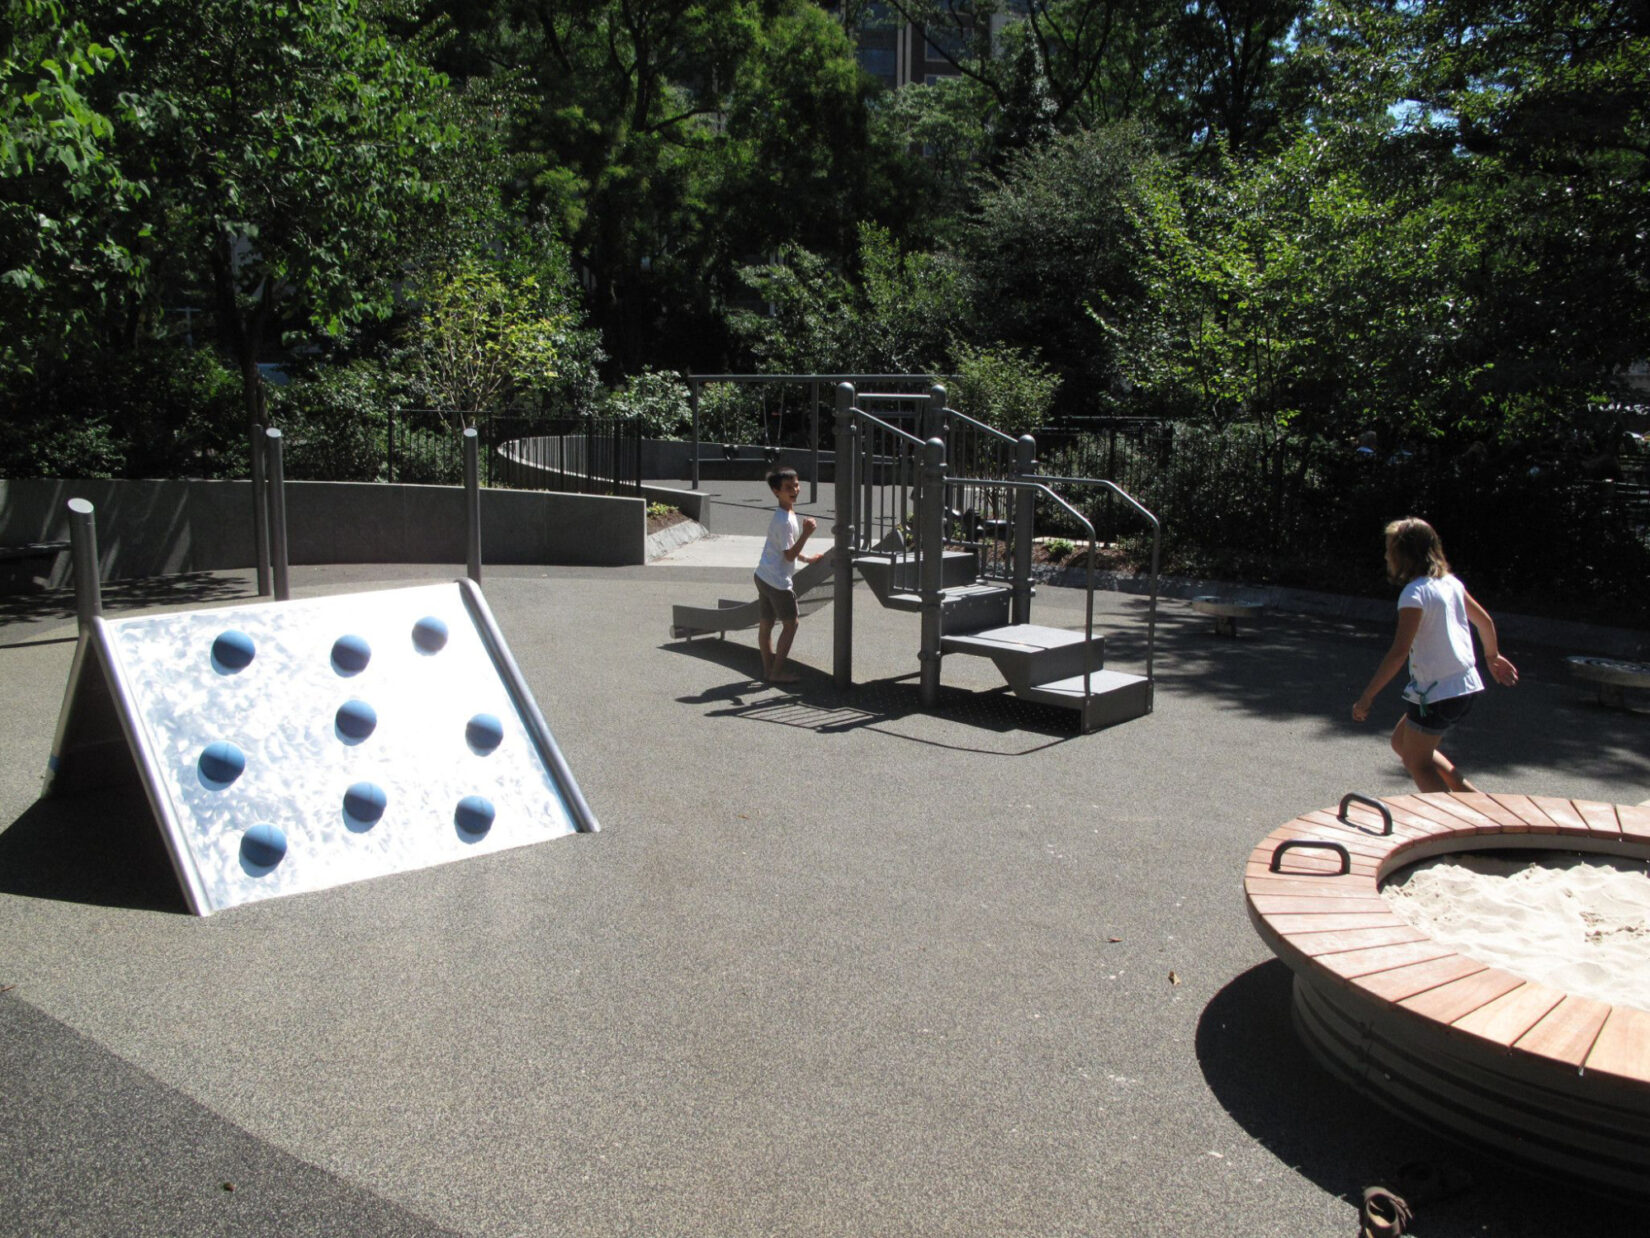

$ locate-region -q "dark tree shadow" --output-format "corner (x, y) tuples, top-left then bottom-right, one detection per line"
(0, 572), (254, 636)
(1198, 961), (1650, 1236)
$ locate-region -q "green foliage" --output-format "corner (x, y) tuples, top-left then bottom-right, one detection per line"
(0, 340), (241, 478)
(963, 123), (1176, 412)
(606, 370), (693, 440)
(0, 0), (146, 375)
(950, 341), (1060, 437)
(268, 362), (396, 482)
(733, 225), (964, 376)
(1042, 537), (1074, 562)
(401, 256), (569, 426)
(694, 382), (764, 446)
(122, 0), (461, 425)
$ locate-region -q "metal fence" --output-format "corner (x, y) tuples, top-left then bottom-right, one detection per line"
(380, 409), (641, 496)
(1031, 419), (1650, 624)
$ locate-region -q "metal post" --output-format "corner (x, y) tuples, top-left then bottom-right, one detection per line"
(66, 498), (101, 635)
(250, 420), (271, 596)
(1012, 433), (1036, 624)
(918, 437), (946, 707)
(264, 428), (290, 601)
(809, 378), (820, 505)
(689, 376), (701, 491)
(833, 382), (856, 690)
(464, 427), (482, 584)
(924, 383), (946, 443)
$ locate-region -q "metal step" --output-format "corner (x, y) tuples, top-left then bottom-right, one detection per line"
(1016, 670), (1152, 733)
(940, 624), (1103, 693)
(878, 581), (1012, 627)
(854, 549), (979, 601)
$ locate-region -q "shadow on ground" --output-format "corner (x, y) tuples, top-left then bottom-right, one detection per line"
(0, 572), (254, 637)
(1198, 960), (1650, 1237)
(1105, 596), (1650, 788)
(666, 637), (1080, 754)
(0, 791), (187, 913)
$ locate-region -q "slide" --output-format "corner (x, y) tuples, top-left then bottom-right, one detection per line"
(670, 555), (835, 639)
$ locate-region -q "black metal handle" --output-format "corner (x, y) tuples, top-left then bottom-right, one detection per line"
(1269, 839), (1352, 874)
(1338, 792), (1393, 836)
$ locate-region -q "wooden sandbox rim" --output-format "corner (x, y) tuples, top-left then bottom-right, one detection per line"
(1244, 791), (1650, 1092)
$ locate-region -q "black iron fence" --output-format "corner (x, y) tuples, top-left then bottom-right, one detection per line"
(1032, 419), (1650, 626)
(378, 409), (641, 496)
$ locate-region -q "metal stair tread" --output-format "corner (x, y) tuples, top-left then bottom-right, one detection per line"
(940, 624), (1092, 655)
(1018, 669), (1149, 701)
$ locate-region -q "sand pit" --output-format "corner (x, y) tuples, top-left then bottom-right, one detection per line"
(1383, 851), (1650, 1013)
(1246, 793), (1650, 1199)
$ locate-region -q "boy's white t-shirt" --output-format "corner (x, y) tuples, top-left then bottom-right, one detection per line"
(755, 506), (799, 590)
(1398, 573), (1484, 704)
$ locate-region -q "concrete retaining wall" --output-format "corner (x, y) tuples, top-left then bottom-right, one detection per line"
(0, 478), (643, 588)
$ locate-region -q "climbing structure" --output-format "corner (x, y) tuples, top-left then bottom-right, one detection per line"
(830, 382), (1160, 733)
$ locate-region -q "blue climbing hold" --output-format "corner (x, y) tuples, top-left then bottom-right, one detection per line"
(454, 795), (495, 840)
(412, 616), (449, 653)
(335, 698), (378, 743)
(331, 634), (372, 676)
(198, 741), (246, 788)
(343, 781), (387, 828)
(465, 713), (504, 755)
(240, 823), (287, 871)
(211, 629), (256, 673)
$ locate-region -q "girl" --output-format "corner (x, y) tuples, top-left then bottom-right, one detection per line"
(1353, 517), (1518, 792)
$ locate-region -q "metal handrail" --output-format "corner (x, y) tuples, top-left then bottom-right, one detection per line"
(952, 476), (1099, 702)
(1028, 474), (1161, 688)
(851, 406), (925, 447)
(943, 405), (1018, 446)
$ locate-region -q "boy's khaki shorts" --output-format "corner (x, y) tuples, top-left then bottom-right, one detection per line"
(754, 573), (799, 624)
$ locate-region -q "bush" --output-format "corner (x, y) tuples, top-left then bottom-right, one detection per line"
(0, 342), (243, 478)
(606, 369), (692, 439)
(269, 362), (395, 481)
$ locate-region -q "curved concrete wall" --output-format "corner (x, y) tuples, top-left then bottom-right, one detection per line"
(0, 478), (644, 588)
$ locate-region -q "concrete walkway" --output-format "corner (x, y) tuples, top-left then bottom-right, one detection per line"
(2, 556), (1648, 1237)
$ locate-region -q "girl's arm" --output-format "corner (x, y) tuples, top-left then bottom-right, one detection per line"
(1464, 591), (1519, 686)
(1353, 606), (1422, 722)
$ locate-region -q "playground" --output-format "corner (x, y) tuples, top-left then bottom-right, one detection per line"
(1, 470), (1649, 1235)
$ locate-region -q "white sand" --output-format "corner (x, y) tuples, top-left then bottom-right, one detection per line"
(1383, 851), (1650, 1013)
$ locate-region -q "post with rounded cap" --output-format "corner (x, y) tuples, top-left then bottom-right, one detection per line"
(833, 382), (856, 689)
(919, 436), (946, 707)
(464, 427), (482, 584)
(924, 383), (947, 442)
(1012, 433), (1036, 624)
(66, 498), (102, 634)
(264, 428), (291, 601)
(250, 421), (271, 595)
(689, 376), (701, 491)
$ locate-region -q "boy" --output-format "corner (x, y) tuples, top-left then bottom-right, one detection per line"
(753, 467), (824, 684)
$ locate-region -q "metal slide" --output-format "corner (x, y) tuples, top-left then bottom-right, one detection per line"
(669, 554), (835, 639)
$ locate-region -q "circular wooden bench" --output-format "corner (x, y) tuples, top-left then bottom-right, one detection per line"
(1245, 791), (1650, 1199)
(1191, 595), (1264, 637)
(1565, 655), (1650, 711)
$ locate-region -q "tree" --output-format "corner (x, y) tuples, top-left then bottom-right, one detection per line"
(962, 123), (1179, 411)
(0, 0), (145, 375)
(113, 0), (461, 433)
(397, 224), (603, 427)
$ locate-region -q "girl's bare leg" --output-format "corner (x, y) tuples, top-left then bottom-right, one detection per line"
(1390, 716), (1477, 793)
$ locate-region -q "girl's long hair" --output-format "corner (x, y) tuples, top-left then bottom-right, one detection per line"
(1384, 517), (1450, 582)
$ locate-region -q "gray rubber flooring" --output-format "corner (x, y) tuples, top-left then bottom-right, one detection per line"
(2, 544), (1648, 1236)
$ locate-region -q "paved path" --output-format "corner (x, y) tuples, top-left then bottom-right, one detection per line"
(2, 559), (1648, 1236)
